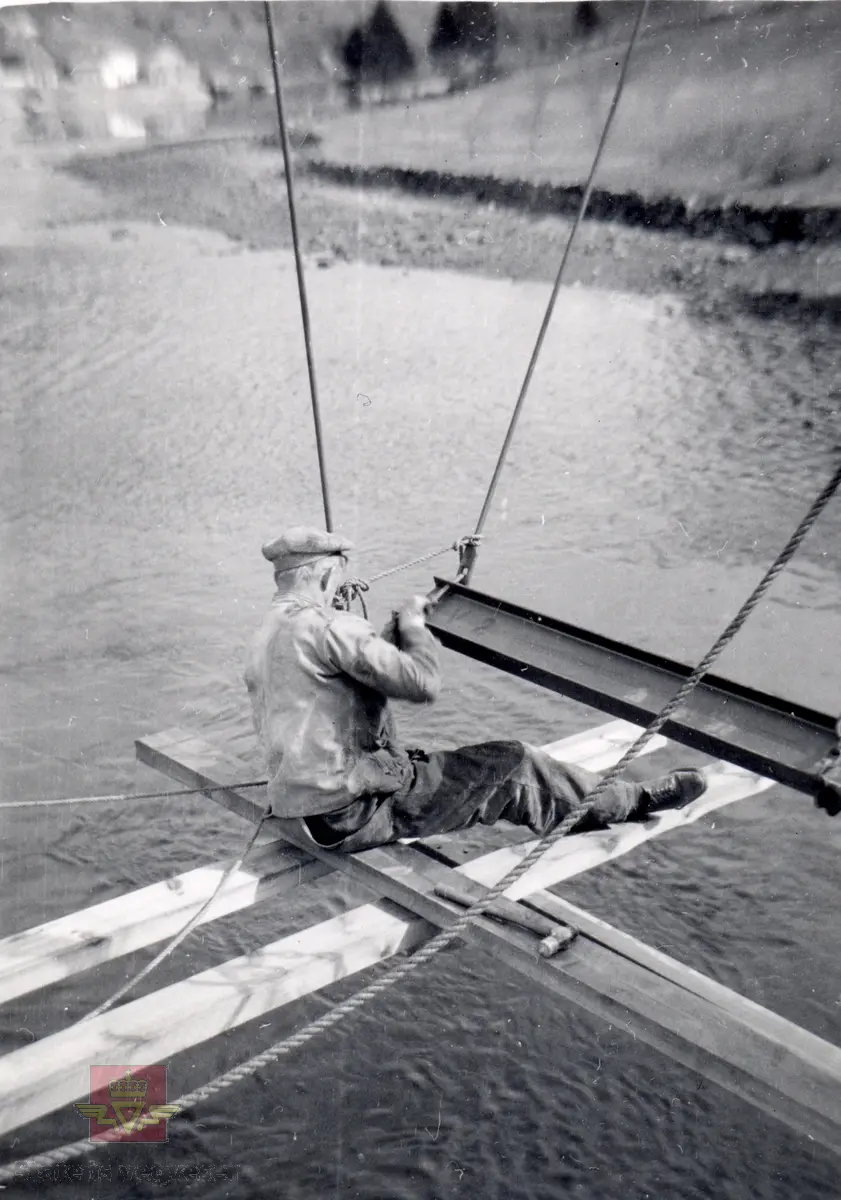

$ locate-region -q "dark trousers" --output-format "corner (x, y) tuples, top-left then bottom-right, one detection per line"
(301, 741), (646, 853)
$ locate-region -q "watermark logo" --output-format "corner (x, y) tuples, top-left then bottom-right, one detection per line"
(75, 1066), (180, 1143)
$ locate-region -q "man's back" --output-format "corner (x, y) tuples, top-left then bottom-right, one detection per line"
(245, 528), (707, 851)
(245, 594), (440, 818)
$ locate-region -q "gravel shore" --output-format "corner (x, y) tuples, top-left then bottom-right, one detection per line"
(53, 136), (841, 323)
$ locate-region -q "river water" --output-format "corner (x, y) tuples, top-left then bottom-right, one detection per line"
(1, 199), (841, 1199)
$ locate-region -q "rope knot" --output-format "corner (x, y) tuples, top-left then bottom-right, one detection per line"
(453, 534), (483, 582)
(452, 534), (483, 553)
(333, 578), (370, 620)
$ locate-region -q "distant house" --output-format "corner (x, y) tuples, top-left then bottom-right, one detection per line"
(104, 111), (147, 140)
(70, 44), (139, 90)
(145, 44), (202, 90)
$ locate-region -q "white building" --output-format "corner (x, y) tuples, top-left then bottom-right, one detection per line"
(71, 45), (139, 90)
(145, 44), (204, 90)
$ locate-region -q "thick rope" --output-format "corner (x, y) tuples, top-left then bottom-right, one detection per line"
(472, 0), (650, 546)
(334, 577), (370, 620)
(264, 0), (333, 531)
(4, 461), (837, 1186)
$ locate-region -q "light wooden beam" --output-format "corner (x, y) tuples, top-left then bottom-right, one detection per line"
(133, 731), (841, 1158)
(137, 725), (772, 903)
(461, 757), (774, 898)
(3, 727), (839, 1157)
(0, 721), (656, 1005)
(287, 834), (841, 1159)
(0, 839), (330, 1007)
(0, 901), (434, 1139)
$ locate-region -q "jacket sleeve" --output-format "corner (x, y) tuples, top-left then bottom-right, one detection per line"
(321, 611), (441, 704)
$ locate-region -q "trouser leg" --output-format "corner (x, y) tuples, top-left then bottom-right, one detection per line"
(327, 740), (646, 852)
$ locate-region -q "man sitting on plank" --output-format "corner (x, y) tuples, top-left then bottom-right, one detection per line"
(244, 527), (707, 852)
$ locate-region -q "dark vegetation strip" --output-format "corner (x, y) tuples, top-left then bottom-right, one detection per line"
(306, 157), (841, 249)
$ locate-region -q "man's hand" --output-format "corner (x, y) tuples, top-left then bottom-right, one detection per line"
(398, 594), (431, 630)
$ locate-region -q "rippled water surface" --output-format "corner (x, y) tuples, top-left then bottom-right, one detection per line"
(2, 215), (841, 1199)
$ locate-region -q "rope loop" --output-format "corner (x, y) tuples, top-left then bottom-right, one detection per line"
(333, 577), (370, 620)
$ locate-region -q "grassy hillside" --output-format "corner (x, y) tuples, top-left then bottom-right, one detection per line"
(6, 2), (838, 213)
(8, 2), (789, 86)
(313, 2), (841, 210)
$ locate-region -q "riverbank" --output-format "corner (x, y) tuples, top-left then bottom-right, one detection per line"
(51, 134), (841, 322)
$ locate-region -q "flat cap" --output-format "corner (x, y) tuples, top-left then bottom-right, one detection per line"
(261, 526), (353, 574)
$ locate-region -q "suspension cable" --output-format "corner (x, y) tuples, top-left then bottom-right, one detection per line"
(264, 0), (333, 531)
(471, 0), (649, 547)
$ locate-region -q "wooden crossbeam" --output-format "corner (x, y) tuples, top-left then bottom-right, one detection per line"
(460, 758), (774, 899)
(0, 721), (660, 1135)
(0, 902), (434, 1139)
(0, 721), (659, 1007)
(134, 731), (841, 1158)
(138, 725), (773, 901)
(0, 838), (329, 1007)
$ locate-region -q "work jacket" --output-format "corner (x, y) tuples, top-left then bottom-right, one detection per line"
(244, 595), (441, 818)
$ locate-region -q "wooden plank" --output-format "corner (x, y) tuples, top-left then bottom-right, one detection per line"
(461, 758), (775, 899)
(0, 721), (651, 1004)
(447, 874), (825, 1056)
(283, 834), (841, 1158)
(4, 730), (840, 1154)
(133, 727), (265, 825)
(137, 725), (767, 910)
(0, 721), (656, 1130)
(0, 839), (331, 1007)
(0, 901), (434, 1139)
(4, 842), (841, 1156)
(536, 720), (669, 772)
(134, 732), (841, 1157)
(137, 722), (667, 825)
(136, 719), (673, 882)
